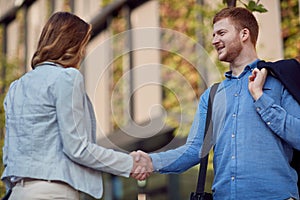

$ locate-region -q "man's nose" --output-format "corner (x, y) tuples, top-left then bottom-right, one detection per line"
(212, 35), (219, 45)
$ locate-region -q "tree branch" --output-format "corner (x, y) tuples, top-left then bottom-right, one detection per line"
(226, 0), (237, 7)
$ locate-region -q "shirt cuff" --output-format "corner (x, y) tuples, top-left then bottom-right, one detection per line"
(149, 153), (163, 172)
(254, 93), (275, 115)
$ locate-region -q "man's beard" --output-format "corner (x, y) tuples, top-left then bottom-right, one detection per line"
(219, 41), (242, 63)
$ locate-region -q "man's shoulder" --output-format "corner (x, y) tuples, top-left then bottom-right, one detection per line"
(258, 58), (300, 104)
(257, 58), (300, 69)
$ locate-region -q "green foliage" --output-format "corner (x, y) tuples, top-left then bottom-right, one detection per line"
(159, 0), (226, 136)
(101, 0), (114, 7)
(109, 12), (131, 129)
(224, 0), (268, 13)
(240, 0), (268, 13)
(280, 0), (300, 61)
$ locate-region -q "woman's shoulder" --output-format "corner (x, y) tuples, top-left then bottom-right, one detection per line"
(52, 66), (85, 93)
(58, 67), (84, 84)
(38, 62), (84, 82)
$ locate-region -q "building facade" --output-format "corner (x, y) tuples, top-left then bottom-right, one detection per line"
(0, 0), (297, 199)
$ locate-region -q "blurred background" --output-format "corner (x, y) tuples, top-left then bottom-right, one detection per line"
(0, 0), (299, 199)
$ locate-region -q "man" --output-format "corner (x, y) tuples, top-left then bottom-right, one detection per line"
(131, 7), (300, 200)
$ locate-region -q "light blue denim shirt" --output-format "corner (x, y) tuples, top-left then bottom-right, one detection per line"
(2, 62), (133, 198)
(150, 60), (300, 199)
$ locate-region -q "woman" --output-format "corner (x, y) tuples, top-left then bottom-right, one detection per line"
(1, 12), (145, 200)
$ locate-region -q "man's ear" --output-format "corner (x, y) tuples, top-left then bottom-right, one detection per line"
(240, 28), (250, 42)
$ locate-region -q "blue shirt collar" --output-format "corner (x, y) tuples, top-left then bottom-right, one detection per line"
(225, 59), (260, 79)
(35, 61), (63, 69)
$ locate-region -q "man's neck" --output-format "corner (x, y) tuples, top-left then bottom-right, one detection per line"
(229, 49), (258, 77)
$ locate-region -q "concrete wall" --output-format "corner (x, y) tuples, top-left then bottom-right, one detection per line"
(255, 0), (284, 61)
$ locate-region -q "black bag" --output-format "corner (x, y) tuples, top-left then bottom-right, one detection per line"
(190, 83), (219, 200)
(2, 189), (11, 200)
(190, 192), (213, 200)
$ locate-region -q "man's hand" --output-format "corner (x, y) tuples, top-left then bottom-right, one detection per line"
(130, 150), (153, 181)
(248, 68), (268, 100)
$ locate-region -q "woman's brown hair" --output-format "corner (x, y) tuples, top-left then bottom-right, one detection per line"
(31, 12), (92, 69)
(213, 7), (259, 47)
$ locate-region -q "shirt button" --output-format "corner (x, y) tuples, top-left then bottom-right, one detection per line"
(231, 176), (235, 181)
(231, 134), (235, 138)
(231, 156), (235, 159)
(232, 113), (236, 117)
(234, 93), (238, 97)
(267, 122), (271, 125)
(256, 107), (261, 111)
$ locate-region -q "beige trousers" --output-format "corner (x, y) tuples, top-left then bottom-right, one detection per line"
(9, 180), (79, 200)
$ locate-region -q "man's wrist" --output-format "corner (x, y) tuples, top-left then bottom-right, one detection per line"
(252, 91), (263, 101)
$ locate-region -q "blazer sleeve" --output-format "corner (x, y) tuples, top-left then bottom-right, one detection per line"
(2, 81), (18, 169)
(54, 68), (133, 177)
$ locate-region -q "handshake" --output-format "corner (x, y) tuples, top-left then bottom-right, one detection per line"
(130, 150), (153, 181)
